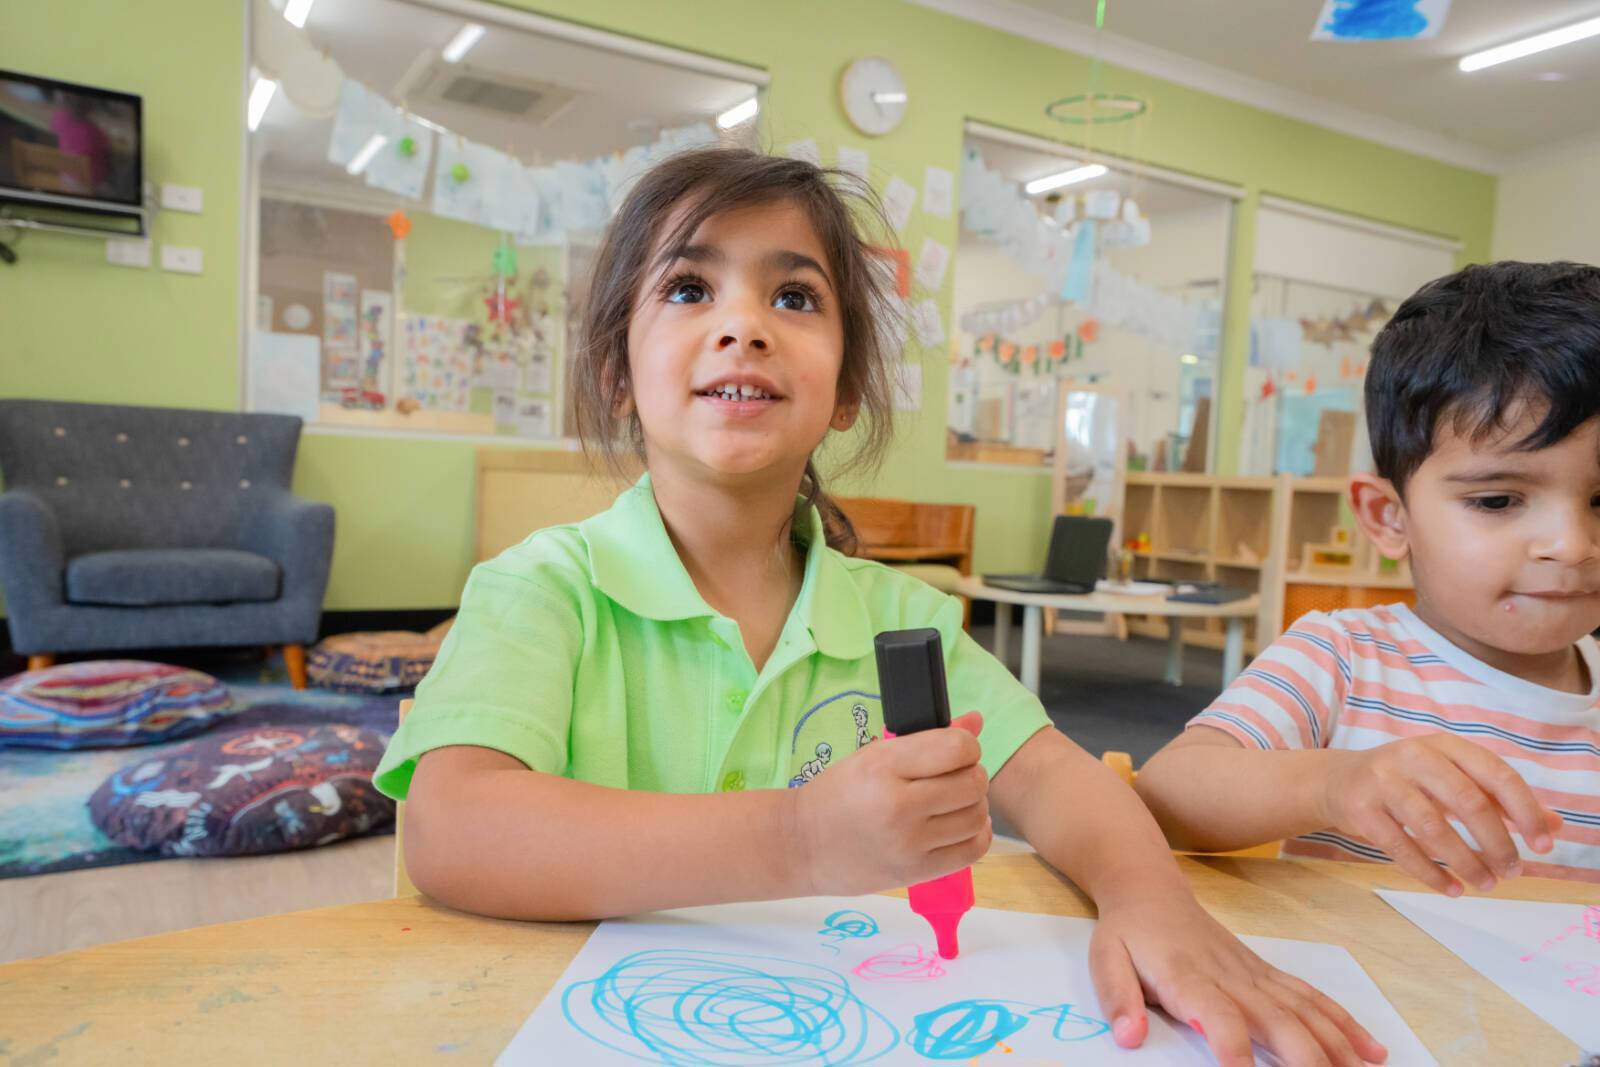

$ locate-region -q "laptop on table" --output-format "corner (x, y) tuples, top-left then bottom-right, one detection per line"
(983, 515), (1113, 595)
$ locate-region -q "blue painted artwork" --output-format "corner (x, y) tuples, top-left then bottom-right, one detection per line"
(1312, 0), (1451, 41)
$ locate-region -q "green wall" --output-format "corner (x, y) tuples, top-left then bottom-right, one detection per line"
(1, 0), (1496, 612)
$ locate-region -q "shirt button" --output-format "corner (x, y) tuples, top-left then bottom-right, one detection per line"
(721, 770), (746, 792)
(726, 689), (747, 710)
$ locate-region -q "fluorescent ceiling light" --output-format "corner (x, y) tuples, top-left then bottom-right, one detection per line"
(442, 22), (486, 63)
(1025, 163), (1107, 195)
(282, 0), (314, 29)
(1459, 15), (1600, 72)
(1180, 353), (1199, 365)
(716, 97), (759, 129)
(346, 134), (388, 175)
(247, 77), (278, 131)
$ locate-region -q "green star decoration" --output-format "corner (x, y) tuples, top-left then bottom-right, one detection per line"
(450, 162), (470, 183)
(397, 135), (416, 158)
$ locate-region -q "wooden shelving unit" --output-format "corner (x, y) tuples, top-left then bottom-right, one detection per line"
(1116, 472), (1416, 656)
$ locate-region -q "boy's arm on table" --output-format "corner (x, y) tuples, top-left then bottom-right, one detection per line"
(1135, 726), (1336, 852)
(990, 726), (1387, 1067)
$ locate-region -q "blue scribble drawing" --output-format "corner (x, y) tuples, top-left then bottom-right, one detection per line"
(819, 910), (880, 945)
(909, 999), (1110, 1059)
(560, 949), (900, 1065)
(1320, 0), (1432, 40)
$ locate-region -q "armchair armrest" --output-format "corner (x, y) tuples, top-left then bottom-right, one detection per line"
(238, 491), (335, 604)
(0, 489), (66, 611)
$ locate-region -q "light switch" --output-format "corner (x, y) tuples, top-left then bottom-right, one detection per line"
(160, 184), (203, 213)
(160, 245), (204, 274)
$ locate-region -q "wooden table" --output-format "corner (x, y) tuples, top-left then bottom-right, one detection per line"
(2, 853), (1592, 1065)
(956, 575), (1259, 693)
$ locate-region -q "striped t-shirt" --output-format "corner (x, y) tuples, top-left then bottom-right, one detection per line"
(1189, 603), (1600, 882)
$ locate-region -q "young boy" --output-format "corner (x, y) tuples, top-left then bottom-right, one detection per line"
(1136, 260), (1600, 895)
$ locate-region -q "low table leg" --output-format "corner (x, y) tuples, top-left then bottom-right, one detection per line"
(993, 602), (1011, 666)
(1164, 617), (1184, 686)
(1021, 605), (1042, 694)
(1222, 618), (1245, 687)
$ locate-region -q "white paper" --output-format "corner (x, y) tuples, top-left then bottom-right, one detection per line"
(1084, 188), (1122, 220)
(249, 331), (321, 424)
(357, 289), (392, 393)
(514, 395), (553, 438)
(923, 165), (954, 217)
(882, 175), (917, 232)
(326, 80), (381, 168)
(911, 298), (945, 349)
(432, 139), (501, 225)
(1312, 0), (1450, 40)
(1378, 889), (1600, 1051)
(364, 111), (434, 201)
(784, 138), (821, 167)
(837, 145), (869, 180)
(893, 362), (922, 412)
(321, 271), (359, 388)
(915, 237), (950, 292)
(400, 314), (471, 411)
(498, 896), (1432, 1066)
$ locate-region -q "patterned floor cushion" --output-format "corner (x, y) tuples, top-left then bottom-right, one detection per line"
(308, 620), (452, 693)
(0, 660), (234, 750)
(89, 723), (394, 856)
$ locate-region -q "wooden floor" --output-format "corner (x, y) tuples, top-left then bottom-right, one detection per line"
(0, 836), (394, 964)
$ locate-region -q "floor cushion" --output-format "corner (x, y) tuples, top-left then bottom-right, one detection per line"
(308, 619), (453, 693)
(66, 548), (281, 607)
(88, 722), (394, 856)
(0, 660), (235, 750)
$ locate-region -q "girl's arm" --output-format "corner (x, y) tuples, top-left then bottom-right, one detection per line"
(1133, 726), (1336, 852)
(404, 720), (992, 921)
(404, 746), (808, 920)
(990, 726), (1388, 1067)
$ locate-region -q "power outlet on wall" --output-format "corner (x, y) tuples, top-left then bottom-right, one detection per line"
(160, 184), (203, 213)
(160, 245), (203, 274)
(105, 238), (152, 268)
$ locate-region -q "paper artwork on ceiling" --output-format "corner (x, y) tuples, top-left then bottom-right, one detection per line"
(1311, 0), (1451, 40)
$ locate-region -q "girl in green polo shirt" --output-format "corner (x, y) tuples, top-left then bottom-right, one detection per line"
(377, 147), (1387, 1067)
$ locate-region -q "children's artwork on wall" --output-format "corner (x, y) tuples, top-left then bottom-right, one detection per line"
(892, 362), (922, 411)
(923, 165), (953, 217)
(358, 290), (391, 397)
(783, 138), (821, 166)
(882, 175), (917, 232)
(1379, 890), (1598, 1050)
(497, 895), (1433, 1065)
(914, 238), (950, 292)
(321, 271), (359, 389)
(837, 145), (869, 180)
(400, 314), (471, 412)
(1312, 0), (1450, 40)
(910, 298), (945, 349)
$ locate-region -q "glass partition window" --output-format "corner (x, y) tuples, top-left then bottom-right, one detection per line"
(948, 132), (1233, 471)
(247, 0), (761, 440)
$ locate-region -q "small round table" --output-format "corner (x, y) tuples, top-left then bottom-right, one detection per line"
(955, 575), (1259, 693)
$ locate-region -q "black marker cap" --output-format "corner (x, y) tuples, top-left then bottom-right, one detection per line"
(874, 628), (953, 736)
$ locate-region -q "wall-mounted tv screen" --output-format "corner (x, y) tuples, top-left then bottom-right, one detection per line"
(0, 69), (143, 214)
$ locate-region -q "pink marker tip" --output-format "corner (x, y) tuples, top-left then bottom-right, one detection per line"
(908, 867), (975, 960)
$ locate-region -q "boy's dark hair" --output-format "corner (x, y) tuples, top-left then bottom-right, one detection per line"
(1366, 260), (1600, 494)
(570, 146), (901, 551)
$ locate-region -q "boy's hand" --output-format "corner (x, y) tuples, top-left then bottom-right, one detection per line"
(789, 712), (990, 896)
(1319, 734), (1562, 895)
(1091, 890), (1389, 1067)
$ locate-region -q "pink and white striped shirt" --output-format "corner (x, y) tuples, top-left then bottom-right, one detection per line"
(1189, 604), (1600, 882)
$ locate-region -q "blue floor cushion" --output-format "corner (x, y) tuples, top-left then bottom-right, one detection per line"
(0, 660), (235, 750)
(89, 723), (394, 856)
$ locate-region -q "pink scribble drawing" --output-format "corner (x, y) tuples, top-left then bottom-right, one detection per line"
(1520, 906), (1600, 963)
(852, 943), (947, 983)
(1565, 961), (1600, 996)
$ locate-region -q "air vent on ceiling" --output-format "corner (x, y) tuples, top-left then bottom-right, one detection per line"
(397, 60), (577, 126)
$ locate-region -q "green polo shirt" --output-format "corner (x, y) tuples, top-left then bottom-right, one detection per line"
(374, 474), (1049, 799)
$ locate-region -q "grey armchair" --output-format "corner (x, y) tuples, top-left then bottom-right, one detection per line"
(0, 400), (334, 687)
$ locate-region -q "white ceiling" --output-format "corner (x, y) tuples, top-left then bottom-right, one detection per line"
(256, 0), (759, 196)
(919, 0), (1600, 170)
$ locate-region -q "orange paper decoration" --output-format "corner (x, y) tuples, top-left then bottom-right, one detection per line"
(998, 342), (1017, 364)
(1076, 318), (1100, 344)
(386, 210), (412, 240)
(977, 334), (996, 352)
(1048, 339), (1068, 361)
(1021, 345), (1039, 366)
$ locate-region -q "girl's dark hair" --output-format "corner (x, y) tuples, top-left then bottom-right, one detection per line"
(570, 146), (901, 551)
(1366, 260), (1600, 495)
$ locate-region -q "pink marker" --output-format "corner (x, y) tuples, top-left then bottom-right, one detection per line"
(876, 628), (977, 960)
